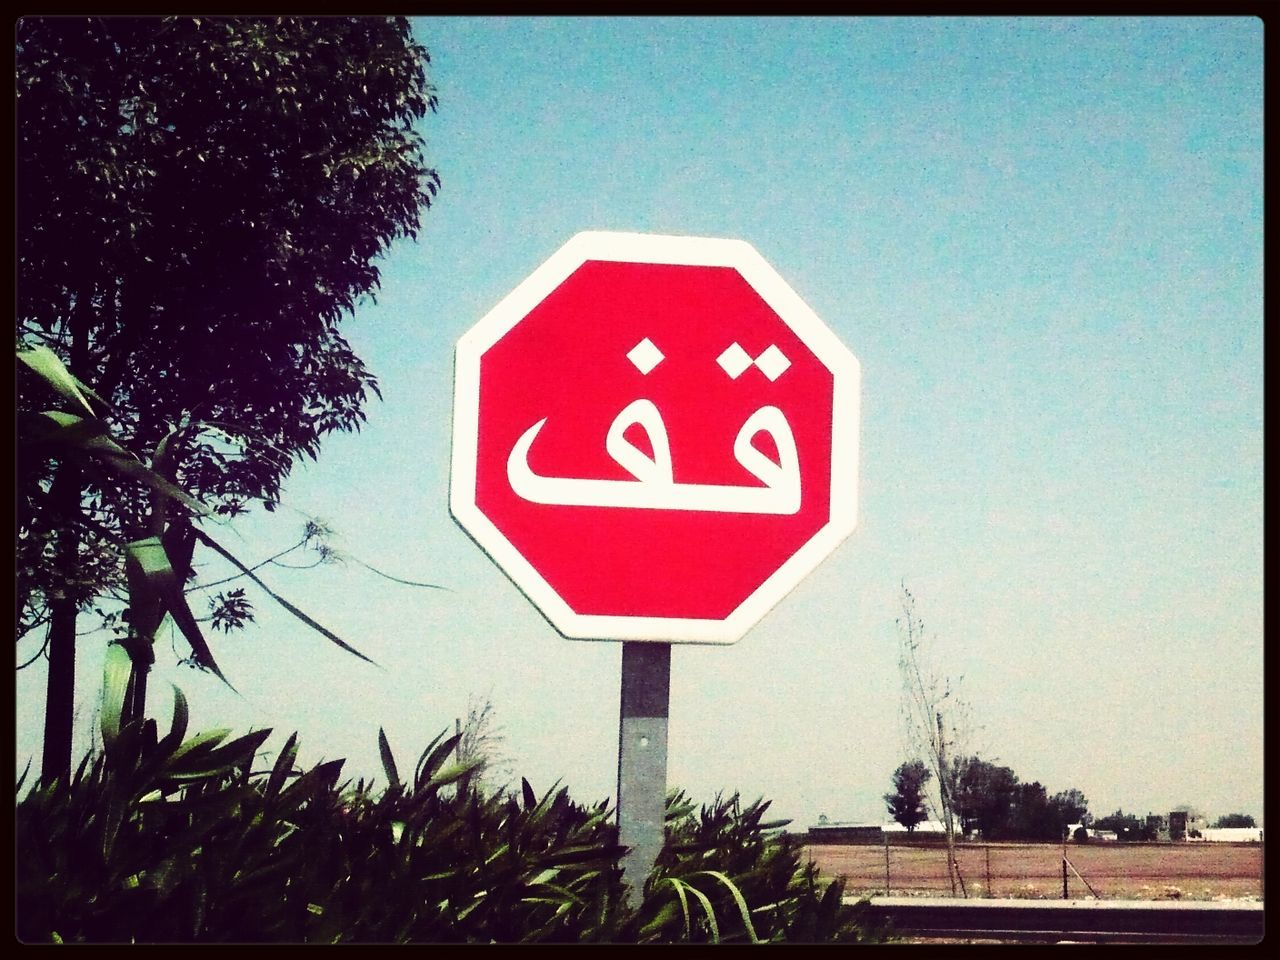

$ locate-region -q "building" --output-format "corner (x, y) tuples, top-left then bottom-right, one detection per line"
(1199, 827), (1263, 843)
(806, 821), (884, 844)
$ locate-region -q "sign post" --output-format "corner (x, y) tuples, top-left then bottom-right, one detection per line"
(451, 231), (861, 905)
(617, 642), (670, 906)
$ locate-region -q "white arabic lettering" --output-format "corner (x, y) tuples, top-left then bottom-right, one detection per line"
(506, 398), (801, 515)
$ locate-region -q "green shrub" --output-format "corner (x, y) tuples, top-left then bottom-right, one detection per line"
(17, 717), (879, 943)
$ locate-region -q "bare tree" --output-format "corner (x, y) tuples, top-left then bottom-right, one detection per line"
(895, 582), (969, 896)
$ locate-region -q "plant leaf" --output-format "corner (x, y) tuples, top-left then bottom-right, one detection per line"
(100, 641), (132, 750)
(378, 727), (400, 790)
(24, 411), (210, 517)
(193, 528), (376, 664)
(425, 758), (483, 790)
(155, 684), (190, 755)
(266, 732), (300, 800)
(419, 731), (461, 782)
(17, 345), (102, 416)
(126, 537), (234, 690)
(662, 877), (692, 940)
(691, 870), (759, 943)
(683, 879), (720, 943)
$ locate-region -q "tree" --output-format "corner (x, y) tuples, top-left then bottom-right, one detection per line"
(1092, 809), (1138, 834)
(1005, 781), (1059, 842)
(884, 760), (932, 832)
(1048, 788), (1090, 839)
(950, 756), (1018, 839)
(1213, 813), (1256, 829)
(17, 16), (440, 784)
(894, 583), (967, 894)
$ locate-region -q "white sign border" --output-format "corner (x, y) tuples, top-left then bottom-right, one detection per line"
(450, 231), (860, 644)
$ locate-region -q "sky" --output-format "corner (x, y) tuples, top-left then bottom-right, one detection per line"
(16, 16), (1264, 829)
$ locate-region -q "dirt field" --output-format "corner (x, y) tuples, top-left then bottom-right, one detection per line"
(806, 841), (1265, 901)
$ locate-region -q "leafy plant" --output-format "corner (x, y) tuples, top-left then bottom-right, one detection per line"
(17, 718), (882, 944)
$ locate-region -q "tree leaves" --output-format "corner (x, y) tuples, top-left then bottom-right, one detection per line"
(17, 14), (438, 645)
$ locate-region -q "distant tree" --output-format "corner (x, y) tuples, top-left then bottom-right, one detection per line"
(1213, 813), (1257, 829)
(893, 584), (967, 893)
(1049, 788), (1090, 839)
(1004, 781), (1060, 842)
(950, 756), (1018, 839)
(884, 760), (932, 833)
(1093, 809), (1157, 842)
(1093, 809), (1139, 835)
(17, 15), (440, 784)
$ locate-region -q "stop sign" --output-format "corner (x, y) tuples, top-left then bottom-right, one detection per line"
(450, 232), (860, 644)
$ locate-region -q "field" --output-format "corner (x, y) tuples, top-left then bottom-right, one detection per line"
(805, 841), (1264, 902)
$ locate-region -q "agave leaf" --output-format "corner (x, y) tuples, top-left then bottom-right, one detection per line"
(425, 757), (483, 790)
(412, 730), (448, 790)
(638, 899), (681, 939)
(26, 411), (210, 517)
(21, 409), (115, 448)
(193, 528), (376, 664)
(483, 843), (511, 867)
(164, 587), (234, 689)
(520, 881), (585, 907)
(279, 758), (345, 804)
(266, 732), (300, 800)
(17, 345), (102, 416)
(100, 641), (132, 750)
(758, 818), (793, 832)
(169, 728), (233, 762)
(378, 727), (400, 790)
(155, 684), (190, 756)
(691, 870), (759, 943)
(101, 451), (211, 516)
(15, 758), (31, 796)
(662, 877), (692, 940)
(167, 728), (268, 782)
(419, 731), (461, 782)
(126, 537), (234, 690)
(537, 842), (628, 868)
(522, 777), (537, 811)
(201, 728), (273, 770)
(683, 879), (720, 943)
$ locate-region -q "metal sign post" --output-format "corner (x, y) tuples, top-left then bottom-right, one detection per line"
(617, 642), (671, 908)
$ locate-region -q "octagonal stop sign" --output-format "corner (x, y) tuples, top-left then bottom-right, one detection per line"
(451, 232), (860, 643)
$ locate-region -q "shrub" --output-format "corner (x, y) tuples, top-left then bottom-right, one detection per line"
(17, 713), (879, 943)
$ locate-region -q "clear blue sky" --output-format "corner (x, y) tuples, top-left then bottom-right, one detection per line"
(17, 17), (1263, 827)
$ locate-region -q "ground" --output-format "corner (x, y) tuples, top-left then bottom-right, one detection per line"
(805, 840), (1264, 901)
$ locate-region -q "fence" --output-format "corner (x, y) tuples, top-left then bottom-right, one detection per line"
(804, 839), (1265, 902)
(857, 896), (1264, 944)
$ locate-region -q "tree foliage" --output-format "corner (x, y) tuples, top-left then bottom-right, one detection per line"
(1213, 813), (1257, 829)
(16, 15), (439, 780)
(950, 755), (1018, 839)
(883, 760), (931, 833)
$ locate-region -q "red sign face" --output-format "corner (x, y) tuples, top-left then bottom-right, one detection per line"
(452, 233), (859, 644)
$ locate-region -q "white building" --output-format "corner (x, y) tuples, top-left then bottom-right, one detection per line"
(1199, 827), (1263, 843)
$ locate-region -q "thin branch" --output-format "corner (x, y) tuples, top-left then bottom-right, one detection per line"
(269, 557), (327, 570)
(17, 633), (52, 670)
(350, 556), (449, 590)
(185, 536), (308, 593)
